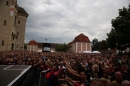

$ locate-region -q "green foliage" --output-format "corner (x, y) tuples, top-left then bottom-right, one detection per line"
(55, 43), (69, 52)
(92, 38), (108, 51)
(107, 5), (130, 49)
(98, 40), (108, 50)
(106, 28), (117, 49)
(24, 43), (27, 50)
(92, 38), (99, 51)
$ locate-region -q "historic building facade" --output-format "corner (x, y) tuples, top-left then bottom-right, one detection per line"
(27, 39), (59, 52)
(68, 33), (92, 53)
(0, 0), (28, 51)
(27, 39), (38, 52)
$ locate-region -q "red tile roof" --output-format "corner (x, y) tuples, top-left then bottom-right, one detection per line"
(28, 40), (38, 45)
(68, 33), (91, 46)
(73, 33), (91, 42)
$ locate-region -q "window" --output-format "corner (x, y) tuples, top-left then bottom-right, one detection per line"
(16, 44), (18, 48)
(14, 16), (16, 26)
(1, 41), (4, 46)
(18, 21), (20, 24)
(12, 32), (14, 36)
(3, 20), (7, 25)
(12, 35), (14, 40)
(6, 1), (9, 6)
(11, 32), (14, 40)
(17, 32), (19, 36)
(12, 0), (14, 5)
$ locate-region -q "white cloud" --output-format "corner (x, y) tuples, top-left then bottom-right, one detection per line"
(17, 0), (130, 43)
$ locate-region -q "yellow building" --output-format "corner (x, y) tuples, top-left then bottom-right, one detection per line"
(0, 0), (28, 51)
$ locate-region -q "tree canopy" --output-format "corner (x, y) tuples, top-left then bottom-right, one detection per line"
(55, 43), (69, 52)
(106, 28), (117, 49)
(92, 38), (108, 51)
(92, 38), (99, 51)
(107, 5), (130, 49)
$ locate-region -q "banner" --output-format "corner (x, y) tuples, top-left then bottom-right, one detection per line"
(10, 6), (14, 16)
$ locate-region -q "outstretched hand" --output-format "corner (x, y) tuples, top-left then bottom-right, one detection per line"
(63, 57), (67, 64)
(64, 77), (71, 82)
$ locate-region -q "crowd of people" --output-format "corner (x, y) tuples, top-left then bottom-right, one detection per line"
(0, 50), (130, 86)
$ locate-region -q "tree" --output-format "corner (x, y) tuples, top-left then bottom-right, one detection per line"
(98, 40), (108, 50)
(92, 38), (99, 51)
(55, 43), (69, 52)
(111, 5), (130, 47)
(106, 28), (117, 49)
(24, 43), (27, 50)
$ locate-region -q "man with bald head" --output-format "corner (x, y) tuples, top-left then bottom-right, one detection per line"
(111, 71), (123, 86)
(122, 80), (130, 86)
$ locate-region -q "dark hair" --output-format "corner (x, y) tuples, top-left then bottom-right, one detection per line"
(88, 62), (92, 66)
(78, 66), (85, 74)
(79, 70), (86, 75)
(53, 64), (59, 70)
(114, 66), (121, 72)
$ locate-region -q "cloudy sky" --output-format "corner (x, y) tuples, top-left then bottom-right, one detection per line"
(17, 0), (130, 44)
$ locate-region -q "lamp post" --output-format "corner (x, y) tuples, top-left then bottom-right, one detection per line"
(46, 39), (47, 43)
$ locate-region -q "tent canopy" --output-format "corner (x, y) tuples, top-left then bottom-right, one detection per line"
(82, 51), (101, 54)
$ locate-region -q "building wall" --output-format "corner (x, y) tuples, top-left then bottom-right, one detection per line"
(71, 43), (76, 53)
(37, 48), (42, 51)
(71, 42), (92, 53)
(82, 42), (86, 51)
(15, 15), (27, 50)
(77, 42), (81, 52)
(87, 43), (91, 51)
(0, 0), (27, 51)
(27, 45), (38, 52)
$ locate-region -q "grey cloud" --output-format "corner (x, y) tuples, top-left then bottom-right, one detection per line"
(18, 0), (130, 43)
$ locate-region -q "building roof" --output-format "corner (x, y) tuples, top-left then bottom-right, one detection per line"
(37, 43), (43, 48)
(18, 7), (28, 17)
(73, 33), (91, 43)
(68, 33), (91, 46)
(28, 39), (38, 45)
